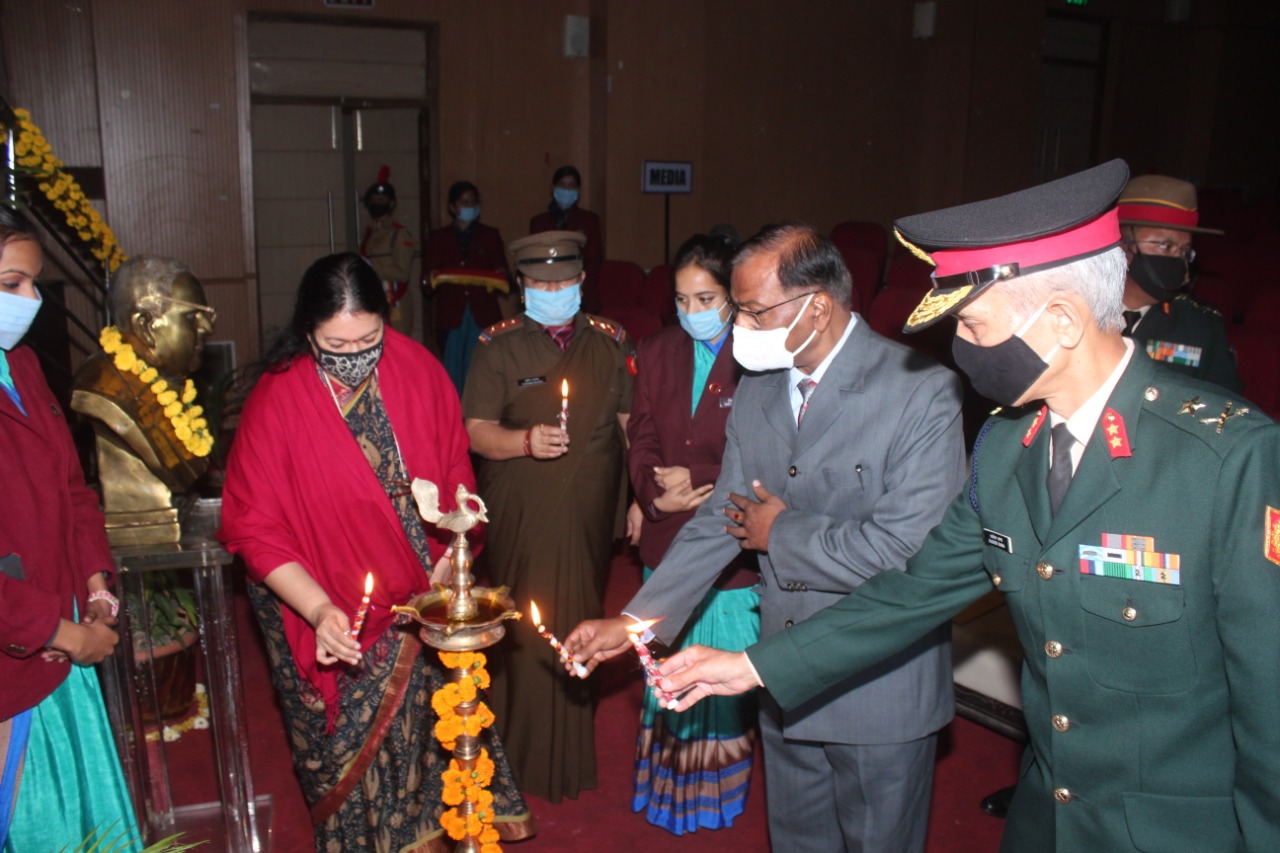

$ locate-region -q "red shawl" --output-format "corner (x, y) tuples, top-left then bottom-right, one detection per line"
(219, 329), (474, 722)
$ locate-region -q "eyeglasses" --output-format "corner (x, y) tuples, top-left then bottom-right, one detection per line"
(1126, 239), (1195, 264)
(144, 294), (218, 324)
(733, 290), (818, 329)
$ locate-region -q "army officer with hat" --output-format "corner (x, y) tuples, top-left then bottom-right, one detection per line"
(651, 160), (1280, 852)
(462, 230), (635, 803)
(1117, 174), (1242, 392)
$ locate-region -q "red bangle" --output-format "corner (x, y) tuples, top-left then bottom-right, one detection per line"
(523, 428), (533, 457)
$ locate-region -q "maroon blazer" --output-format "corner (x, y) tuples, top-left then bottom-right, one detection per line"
(529, 205), (603, 314)
(424, 221), (509, 330)
(627, 325), (752, 580)
(0, 346), (114, 720)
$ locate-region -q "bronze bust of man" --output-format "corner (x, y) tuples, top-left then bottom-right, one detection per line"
(72, 256), (215, 545)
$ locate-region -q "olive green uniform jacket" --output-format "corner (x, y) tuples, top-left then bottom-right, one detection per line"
(750, 351), (1280, 852)
(1129, 293), (1242, 392)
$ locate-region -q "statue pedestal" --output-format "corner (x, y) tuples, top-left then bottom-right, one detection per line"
(98, 500), (270, 852)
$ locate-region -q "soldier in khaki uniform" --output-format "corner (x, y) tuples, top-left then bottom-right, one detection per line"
(462, 230), (634, 804)
(653, 160), (1280, 852)
(1117, 175), (1242, 391)
(359, 167), (416, 337)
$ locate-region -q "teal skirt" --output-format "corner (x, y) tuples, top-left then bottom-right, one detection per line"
(3, 658), (142, 852)
(632, 569), (760, 835)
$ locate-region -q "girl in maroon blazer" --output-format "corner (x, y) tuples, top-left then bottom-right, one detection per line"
(0, 207), (141, 849)
(626, 233), (760, 835)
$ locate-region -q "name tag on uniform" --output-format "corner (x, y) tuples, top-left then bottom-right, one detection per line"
(517, 376), (546, 387)
(1146, 340), (1203, 368)
(1079, 533), (1181, 585)
(719, 396), (733, 409)
(983, 529), (1013, 553)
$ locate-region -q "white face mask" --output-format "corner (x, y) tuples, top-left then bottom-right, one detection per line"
(732, 294), (817, 371)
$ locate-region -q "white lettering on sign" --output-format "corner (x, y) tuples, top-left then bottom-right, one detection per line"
(642, 161), (694, 194)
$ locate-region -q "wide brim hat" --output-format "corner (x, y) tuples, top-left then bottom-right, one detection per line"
(894, 159), (1130, 333)
(1117, 174), (1223, 235)
(509, 230), (587, 282)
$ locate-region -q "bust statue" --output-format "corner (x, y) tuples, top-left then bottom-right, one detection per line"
(72, 255), (215, 546)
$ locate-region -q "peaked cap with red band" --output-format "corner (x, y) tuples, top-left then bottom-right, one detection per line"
(1117, 174), (1223, 236)
(893, 159), (1129, 333)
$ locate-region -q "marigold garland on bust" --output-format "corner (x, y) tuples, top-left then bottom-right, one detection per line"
(2, 108), (127, 272)
(99, 326), (213, 457)
(433, 651), (500, 852)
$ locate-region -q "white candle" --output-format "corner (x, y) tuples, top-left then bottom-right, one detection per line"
(559, 379), (569, 432)
(626, 619), (678, 710)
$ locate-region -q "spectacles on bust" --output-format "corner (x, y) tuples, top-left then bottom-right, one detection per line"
(1126, 239), (1195, 264)
(733, 290), (818, 330)
(143, 294), (218, 324)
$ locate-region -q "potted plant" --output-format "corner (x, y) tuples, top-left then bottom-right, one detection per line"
(126, 570), (200, 723)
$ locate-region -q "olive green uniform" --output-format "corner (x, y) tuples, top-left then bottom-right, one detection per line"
(462, 313), (634, 803)
(749, 352), (1280, 852)
(1128, 293), (1241, 392)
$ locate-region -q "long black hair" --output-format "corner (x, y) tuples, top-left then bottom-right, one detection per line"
(259, 253), (389, 375)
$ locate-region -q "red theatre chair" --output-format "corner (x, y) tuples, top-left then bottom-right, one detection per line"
(596, 259), (646, 315)
(642, 264), (676, 324)
(830, 221), (888, 309)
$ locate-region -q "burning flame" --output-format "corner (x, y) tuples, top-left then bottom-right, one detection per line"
(529, 600), (544, 626)
(561, 379), (569, 397)
(363, 572), (374, 595)
(626, 619), (660, 635)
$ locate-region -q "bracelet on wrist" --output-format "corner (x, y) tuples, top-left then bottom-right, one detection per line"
(523, 428), (533, 457)
(87, 589), (120, 619)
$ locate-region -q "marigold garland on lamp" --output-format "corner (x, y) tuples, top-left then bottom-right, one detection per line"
(433, 651), (500, 851)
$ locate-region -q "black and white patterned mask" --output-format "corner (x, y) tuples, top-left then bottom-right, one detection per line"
(312, 338), (383, 388)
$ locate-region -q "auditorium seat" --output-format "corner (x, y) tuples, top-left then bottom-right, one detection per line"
(830, 221), (887, 309)
(883, 250), (934, 293)
(601, 305), (663, 342)
(641, 263), (676, 323)
(1225, 325), (1280, 418)
(596, 259), (646, 314)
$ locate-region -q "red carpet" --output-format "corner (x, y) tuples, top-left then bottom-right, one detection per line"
(165, 545), (1018, 851)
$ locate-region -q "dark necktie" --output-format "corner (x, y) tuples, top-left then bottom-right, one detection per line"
(797, 378), (818, 426)
(1047, 422), (1076, 515)
(1122, 310), (1142, 336)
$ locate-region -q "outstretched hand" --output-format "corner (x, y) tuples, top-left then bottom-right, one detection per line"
(657, 645), (763, 712)
(563, 615), (634, 675)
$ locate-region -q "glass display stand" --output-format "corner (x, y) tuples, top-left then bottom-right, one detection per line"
(99, 498), (270, 852)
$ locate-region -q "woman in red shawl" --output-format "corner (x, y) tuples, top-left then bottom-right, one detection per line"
(219, 253), (532, 851)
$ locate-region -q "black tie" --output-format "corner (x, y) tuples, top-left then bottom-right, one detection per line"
(1047, 423), (1075, 515)
(1122, 310), (1142, 336)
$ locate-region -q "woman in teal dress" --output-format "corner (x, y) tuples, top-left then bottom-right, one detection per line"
(625, 233), (759, 834)
(0, 206), (141, 851)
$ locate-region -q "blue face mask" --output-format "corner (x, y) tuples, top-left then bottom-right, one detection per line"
(553, 187), (579, 209)
(0, 290), (42, 351)
(524, 283), (582, 326)
(677, 301), (731, 342)
(456, 205), (481, 224)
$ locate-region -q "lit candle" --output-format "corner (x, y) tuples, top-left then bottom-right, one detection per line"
(530, 601), (589, 677)
(349, 572), (374, 640)
(559, 379), (569, 433)
(626, 619), (679, 710)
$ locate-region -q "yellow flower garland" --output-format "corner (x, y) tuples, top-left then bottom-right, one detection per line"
(1, 108), (127, 272)
(99, 326), (213, 457)
(434, 651), (500, 852)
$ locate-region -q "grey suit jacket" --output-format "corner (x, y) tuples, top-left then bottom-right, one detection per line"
(627, 318), (967, 743)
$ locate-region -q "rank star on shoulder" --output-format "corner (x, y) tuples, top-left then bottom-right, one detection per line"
(1178, 396), (1206, 416)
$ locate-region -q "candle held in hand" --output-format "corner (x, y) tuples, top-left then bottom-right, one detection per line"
(626, 619), (678, 710)
(349, 572), (374, 640)
(530, 601), (589, 677)
(559, 379), (569, 433)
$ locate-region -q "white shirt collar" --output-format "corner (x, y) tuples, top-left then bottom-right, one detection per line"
(1049, 338), (1134, 471)
(789, 312), (857, 391)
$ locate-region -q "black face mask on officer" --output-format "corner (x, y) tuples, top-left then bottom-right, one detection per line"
(366, 203), (392, 220)
(951, 301), (1060, 407)
(1128, 247), (1189, 301)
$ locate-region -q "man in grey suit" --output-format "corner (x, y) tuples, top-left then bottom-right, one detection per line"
(566, 223), (966, 851)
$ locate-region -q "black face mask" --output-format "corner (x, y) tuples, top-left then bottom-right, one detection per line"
(952, 333), (1057, 407)
(312, 338), (383, 388)
(1129, 251), (1189, 301)
(366, 203), (392, 220)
